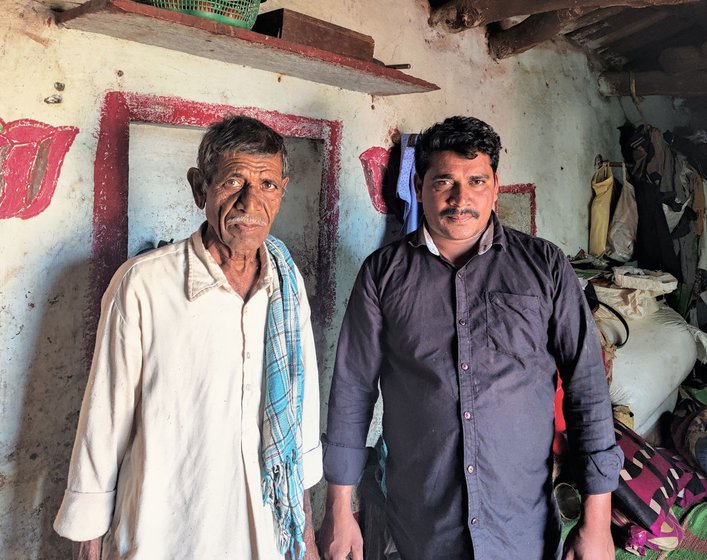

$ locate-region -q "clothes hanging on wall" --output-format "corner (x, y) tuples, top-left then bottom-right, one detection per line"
(606, 164), (638, 263)
(396, 133), (420, 235)
(632, 176), (683, 281)
(619, 123), (684, 282)
(589, 163), (614, 257)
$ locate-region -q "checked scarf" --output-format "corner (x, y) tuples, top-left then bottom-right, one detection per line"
(262, 236), (306, 559)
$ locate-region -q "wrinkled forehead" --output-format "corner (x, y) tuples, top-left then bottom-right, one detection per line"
(209, 149), (285, 175)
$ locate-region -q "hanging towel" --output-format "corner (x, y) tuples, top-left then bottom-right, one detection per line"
(589, 163), (615, 257)
(261, 236), (306, 559)
(396, 133), (420, 235)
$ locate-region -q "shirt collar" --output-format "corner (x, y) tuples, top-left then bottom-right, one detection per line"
(187, 223), (275, 301)
(411, 211), (505, 257)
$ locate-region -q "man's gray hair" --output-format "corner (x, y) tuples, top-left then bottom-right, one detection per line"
(197, 115), (289, 183)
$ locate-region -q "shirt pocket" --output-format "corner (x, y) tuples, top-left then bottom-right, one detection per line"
(485, 291), (543, 359)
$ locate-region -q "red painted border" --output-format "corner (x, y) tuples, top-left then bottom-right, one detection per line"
(497, 183), (537, 237)
(91, 92), (341, 336)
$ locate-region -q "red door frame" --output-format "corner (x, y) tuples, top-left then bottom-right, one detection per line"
(90, 91), (342, 337)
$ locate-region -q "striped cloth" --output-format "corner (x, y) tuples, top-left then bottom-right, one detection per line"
(261, 236), (306, 559)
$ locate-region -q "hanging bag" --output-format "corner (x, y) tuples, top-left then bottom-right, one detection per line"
(606, 164), (638, 262)
(589, 163), (614, 257)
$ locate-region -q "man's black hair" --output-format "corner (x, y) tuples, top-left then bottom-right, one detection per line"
(414, 116), (502, 179)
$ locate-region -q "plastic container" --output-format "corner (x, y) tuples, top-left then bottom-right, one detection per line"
(146, 0), (261, 29)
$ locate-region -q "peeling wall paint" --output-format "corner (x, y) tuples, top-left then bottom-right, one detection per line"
(0, 0), (694, 557)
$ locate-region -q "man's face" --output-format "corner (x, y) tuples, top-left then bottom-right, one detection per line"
(415, 150), (498, 247)
(190, 151), (288, 256)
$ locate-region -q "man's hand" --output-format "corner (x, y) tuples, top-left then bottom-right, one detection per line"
(302, 490), (321, 560)
(285, 490), (320, 560)
(72, 537), (102, 560)
(563, 493), (615, 560)
(318, 484), (363, 560)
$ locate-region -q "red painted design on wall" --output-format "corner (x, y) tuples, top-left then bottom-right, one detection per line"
(359, 146), (392, 214)
(0, 118), (78, 219)
(90, 92), (341, 342)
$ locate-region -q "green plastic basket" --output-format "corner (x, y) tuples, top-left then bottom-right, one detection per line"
(146, 0), (260, 29)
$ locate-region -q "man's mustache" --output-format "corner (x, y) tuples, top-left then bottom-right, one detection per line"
(226, 214), (267, 226)
(440, 208), (481, 218)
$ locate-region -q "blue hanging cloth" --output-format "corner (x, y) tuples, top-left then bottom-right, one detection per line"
(396, 133), (421, 235)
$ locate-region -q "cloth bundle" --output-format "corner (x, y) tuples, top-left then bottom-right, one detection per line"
(606, 164), (638, 262)
(671, 392), (707, 474)
(590, 163), (615, 257)
(611, 420), (707, 556)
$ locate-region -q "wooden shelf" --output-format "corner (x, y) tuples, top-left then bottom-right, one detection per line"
(55, 0), (440, 96)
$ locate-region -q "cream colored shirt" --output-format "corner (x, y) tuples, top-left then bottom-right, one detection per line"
(54, 229), (322, 559)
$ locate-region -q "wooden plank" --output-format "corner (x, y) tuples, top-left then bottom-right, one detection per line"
(429, 0), (700, 31)
(599, 69), (707, 96)
(659, 43), (707, 74)
(603, 14), (692, 54)
(489, 7), (597, 59)
(579, 9), (670, 49)
(571, 7), (627, 29)
(54, 0), (438, 96)
(252, 8), (375, 62)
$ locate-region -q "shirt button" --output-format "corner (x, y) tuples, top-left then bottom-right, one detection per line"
(458, 319), (467, 326)
(471, 517), (478, 525)
(245, 384), (251, 391)
(467, 465), (475, 474)
(463, 411), (471, 420)
(460, 362), (469, 371)
(246, 352), (251, 359)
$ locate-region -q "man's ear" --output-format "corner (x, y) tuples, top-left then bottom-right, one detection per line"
(188, 167), (206, 209)
(414, 173), (423, 203)
(281, 176), (289, 198)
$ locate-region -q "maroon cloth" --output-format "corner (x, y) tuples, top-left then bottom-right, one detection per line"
(611, 420), (707, 554)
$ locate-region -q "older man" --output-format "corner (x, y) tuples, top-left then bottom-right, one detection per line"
(54, 116), (322, 559)
(320, 116), (623, 560)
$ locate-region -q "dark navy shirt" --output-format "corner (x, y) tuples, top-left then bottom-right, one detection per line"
(323, 214), (623, 560)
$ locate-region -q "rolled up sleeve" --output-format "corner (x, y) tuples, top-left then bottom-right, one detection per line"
(549, 253), (623, 495)
(323, 260), (383, 486)
(53, 489), (116, 542)
(53, 271), (142, 541)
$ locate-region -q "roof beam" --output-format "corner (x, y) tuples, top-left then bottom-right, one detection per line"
(599, 13), (691, 54)
(429, 0), (700, 32)
(599, 69), (707, 96)
(579, 9), (670, 49)
(658, 42), (707, 74)
(488, 7), (627, 59)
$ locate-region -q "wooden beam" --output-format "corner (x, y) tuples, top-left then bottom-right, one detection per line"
(568, 10), (627, 43)
(658, 42), (707, 74)
(600, 13), (690, 53)
(580, 9), (670, 49)
(489, 7), (596, 59)
(599, 69), (707, 96)
(570, 6), (627, 29)
(429, 0), (700, 32)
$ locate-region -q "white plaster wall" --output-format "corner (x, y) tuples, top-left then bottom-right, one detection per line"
(0, 1), (693, 557)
